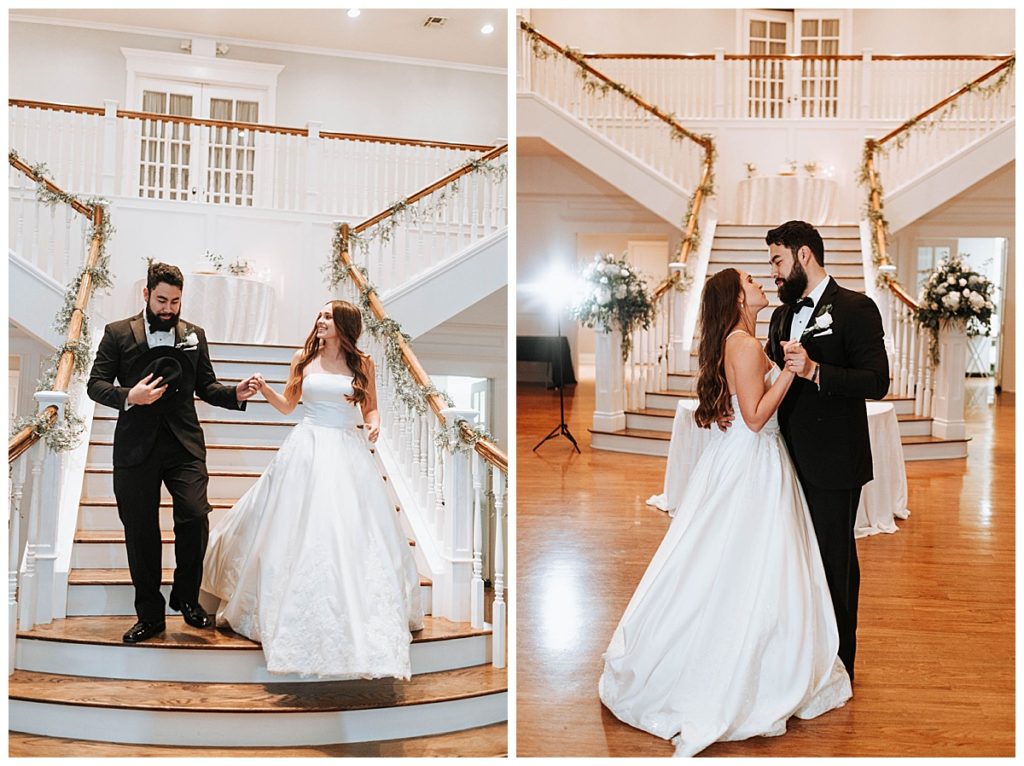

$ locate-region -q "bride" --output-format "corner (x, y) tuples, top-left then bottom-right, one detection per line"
(202, 300), (424, 679)
(598, 269), (851, 756)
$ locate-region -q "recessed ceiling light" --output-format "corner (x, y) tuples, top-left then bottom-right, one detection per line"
(481, 23), (494, 34)
(347, 9), (360, 18)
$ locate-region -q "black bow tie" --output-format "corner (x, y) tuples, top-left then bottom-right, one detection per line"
(149, 323), (173, 334)
(792, 297), (814, 310)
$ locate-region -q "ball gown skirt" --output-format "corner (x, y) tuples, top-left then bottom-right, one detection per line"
(203, 373), (424, 679)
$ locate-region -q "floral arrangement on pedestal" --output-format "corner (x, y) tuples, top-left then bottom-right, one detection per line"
(916, 254), (995, 364)
(572, 253), (655, 361)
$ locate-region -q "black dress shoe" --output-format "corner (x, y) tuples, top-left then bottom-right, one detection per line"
(169, 594), (212, 628)
(122, 619), (166, 644)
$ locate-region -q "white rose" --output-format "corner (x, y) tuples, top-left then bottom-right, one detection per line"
(184, 331), (199, 347)
(968, 275), (980, 285)
(620, 268), (630, 277)
(600, 276), (609, 285)
(615, 284), (627, 299)
(931, 302), (938, 310)
(948, 275), (957, 285)
(985, 301), (993, 309)
(595, 263), (605, 274)
(959, 278), (967, 287)
(597, 287), (612, 305)
(969, 292), (986, 310)
(815, 313), (833, 329)
(942, 291), (961, 309)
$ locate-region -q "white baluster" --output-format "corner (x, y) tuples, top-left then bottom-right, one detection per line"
(418, 412), (429, 506)
(9, 456), (27, 674)
(491, 467), (506, 669)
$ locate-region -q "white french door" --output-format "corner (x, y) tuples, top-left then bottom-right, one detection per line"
(743, 11), (792, 119)
(133, 78), (264, 205)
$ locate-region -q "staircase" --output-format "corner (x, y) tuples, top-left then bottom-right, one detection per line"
(589, 225), (971, 461)
(9, 341), (507, 751)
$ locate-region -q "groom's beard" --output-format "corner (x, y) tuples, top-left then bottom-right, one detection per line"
(777, 259), (809, 306)
(145, 302), (179, 332)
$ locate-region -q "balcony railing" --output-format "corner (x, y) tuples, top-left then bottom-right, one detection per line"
(579, 52), (1013, 122)
(9, 99), (495, 218)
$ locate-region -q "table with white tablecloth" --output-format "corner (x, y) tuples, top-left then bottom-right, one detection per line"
(647, 399), (909, 539)
(133, 273), (277, 344)
(735, 176), (840, 225)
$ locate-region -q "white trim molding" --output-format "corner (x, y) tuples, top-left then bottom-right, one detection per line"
(121, 46), (283, 116)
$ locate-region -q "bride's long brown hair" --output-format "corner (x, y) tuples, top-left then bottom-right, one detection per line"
(286, 300), (371, 405)
(694, 269), (743, 429)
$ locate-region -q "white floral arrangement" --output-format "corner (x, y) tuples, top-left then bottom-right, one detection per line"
(203, 250), (254, 277)
(572, 253), (655, 361)
(916, 253), (995, 364)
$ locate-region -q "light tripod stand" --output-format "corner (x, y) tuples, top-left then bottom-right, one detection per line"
(533, 309), (580, 453)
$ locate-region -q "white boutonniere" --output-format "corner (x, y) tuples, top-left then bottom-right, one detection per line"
(803, 305), (834, 336)
(176, 331), (199, 351)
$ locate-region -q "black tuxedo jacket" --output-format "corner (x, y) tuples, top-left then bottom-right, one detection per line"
(766, 277), (889, 490)
(86, 313), (244, 468)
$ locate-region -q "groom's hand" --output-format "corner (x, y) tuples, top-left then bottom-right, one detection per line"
(782, 341), (815, 379)
(235, 374), (261, 402)
(127, 374), (167, 406)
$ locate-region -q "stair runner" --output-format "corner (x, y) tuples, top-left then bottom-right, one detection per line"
(590, 225), (970, 461)
(10, 341), (507, 752)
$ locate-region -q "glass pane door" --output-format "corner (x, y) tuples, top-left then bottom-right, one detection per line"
(203, 91), (261, 206)
(135, 80), (202, 201)
(746, 13), (791, 118)
(799, 17), (842, 117)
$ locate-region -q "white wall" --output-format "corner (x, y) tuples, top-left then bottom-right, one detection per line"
(890, 163), (1015, 392)
(526, 9), (1013, 55)
(9, 20), (506, 144)
(517, 152), (676, 371)
(9, 323), (53, 423)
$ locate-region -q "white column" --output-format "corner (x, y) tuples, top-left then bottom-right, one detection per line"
(931, 322), (968, 440)
(436, 407), (478, 623)
(101, 100), (119, 195)
(713, 49), (726, 119)
(28, 391), (69, 628)
(305, 121), (322, 213)
(859, 50), (873, 120)
(593, 323), (626, 432)
(668, 261), (689, 373)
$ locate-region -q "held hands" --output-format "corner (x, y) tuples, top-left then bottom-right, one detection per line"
(236, 374), (262, 402)
(780, 340), (816, 380)
(127, 373), (167, 406)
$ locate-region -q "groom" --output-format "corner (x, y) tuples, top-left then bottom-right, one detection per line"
(765, 220), (889, 683)
(87, 262), (260, 643)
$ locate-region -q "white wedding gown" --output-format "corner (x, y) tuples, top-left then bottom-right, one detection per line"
(203, 372), (425, 679)
(598, 367), (851, 757)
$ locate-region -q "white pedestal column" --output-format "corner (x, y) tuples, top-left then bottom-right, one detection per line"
(593, 324), (626, 432)
(668, 262), (688, 373)
(931, 322), (968, 440)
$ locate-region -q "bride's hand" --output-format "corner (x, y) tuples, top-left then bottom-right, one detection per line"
(365, 423), (380, 443)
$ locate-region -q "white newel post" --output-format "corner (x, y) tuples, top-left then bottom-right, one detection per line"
(438, 408), (478, 623)
(931, 322), (968, 440)
(101, 100), (119, 196)
(593, 324), (626, 433)
(859, 50), (873, 120)
(668, 262), (688, 373)
(21, 391), (69, 630)
(491, 468), (506, 668)
(9, 457), (27, 673)
(305, 121), (322, 213)
(713, 49), (726, 119)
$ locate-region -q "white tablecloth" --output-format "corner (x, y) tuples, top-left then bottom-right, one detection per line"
(735, 176), (840, 225)
(134, 273), (277, 344)
(647, 400), (909, 539)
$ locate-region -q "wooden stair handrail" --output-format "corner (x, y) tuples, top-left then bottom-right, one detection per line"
(521, 21), (712, 152)
(9, 98), (494, 152)
(9, 157), (105, 463)
(9, 155), (94, 218)
(583, 52), (1011, 62)
(353, 144), (507, 234)
(337, 223), (508, 475)
(876, 56), (1014, 147)
(865, 54), (1013, 312)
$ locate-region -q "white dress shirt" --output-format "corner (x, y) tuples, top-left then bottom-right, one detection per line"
(124, 320), (176, 410)
(788, 274), (832, 341)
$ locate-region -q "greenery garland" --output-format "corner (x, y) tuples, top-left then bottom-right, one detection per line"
(522, 22), (715, 287)
(346, 155), (507, 258)
(8, 150), (116, 453)
(326, 224), (498, 457)
(858, 57), (1014, 285)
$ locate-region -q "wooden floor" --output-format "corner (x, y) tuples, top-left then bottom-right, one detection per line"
(8, 723), (508, 757)
(516, 371), (1014, 757)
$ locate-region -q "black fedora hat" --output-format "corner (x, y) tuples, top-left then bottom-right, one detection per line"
(126, 345), (195, 411)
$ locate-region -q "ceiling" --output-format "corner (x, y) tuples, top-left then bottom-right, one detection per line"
(10, 9), (508, 70)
